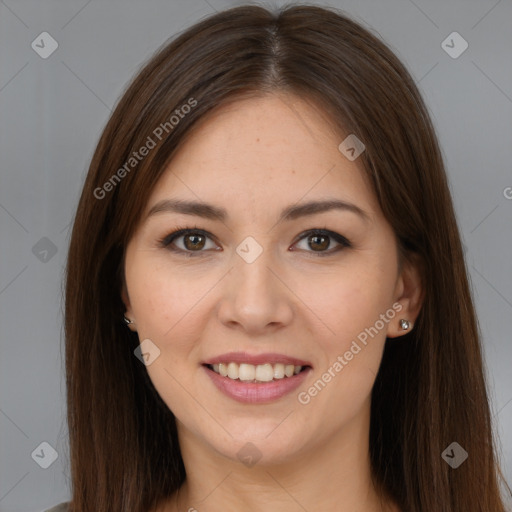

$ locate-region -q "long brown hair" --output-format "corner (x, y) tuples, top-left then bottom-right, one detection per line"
(64, 4), (509, 511)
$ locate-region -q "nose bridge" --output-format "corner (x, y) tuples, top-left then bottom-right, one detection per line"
(233, 239), (280, 302)
(218, 238), (294, 331)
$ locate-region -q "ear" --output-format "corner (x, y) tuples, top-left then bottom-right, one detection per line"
(387, 254), (424, 338)
(121, 282), (137, 332)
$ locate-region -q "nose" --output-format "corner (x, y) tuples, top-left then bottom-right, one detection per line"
(216, 249), (294, 336)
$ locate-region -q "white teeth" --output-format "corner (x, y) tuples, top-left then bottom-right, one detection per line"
(255, 363), (274, 382)
(239, 363), (255, 381)
(210, 362), (304, 382)
(273, 363), (285, 379)
(227, 362), (239, 379)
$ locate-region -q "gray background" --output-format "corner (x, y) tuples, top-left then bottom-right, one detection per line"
(0, 0), (511, 510)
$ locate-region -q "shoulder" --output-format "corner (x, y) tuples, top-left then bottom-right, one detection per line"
(42, 502), (70, 512)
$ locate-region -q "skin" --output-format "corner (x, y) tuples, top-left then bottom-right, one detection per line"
(122, 93), (423, 512)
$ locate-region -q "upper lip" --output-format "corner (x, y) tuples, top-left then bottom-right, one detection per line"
(202, 352), (312, 367)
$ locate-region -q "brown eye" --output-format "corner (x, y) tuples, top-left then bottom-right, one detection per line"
(183, 233), (206, 251)
(160, 228), (219, 255)
(292, 229), (351, 256)
(160, 227), (350, 258)
(308, 234), (330, 251)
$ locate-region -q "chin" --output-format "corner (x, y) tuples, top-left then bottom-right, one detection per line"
(205, 424), (312, 467)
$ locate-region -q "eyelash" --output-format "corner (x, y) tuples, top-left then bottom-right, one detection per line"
(158, 225), (352, 258)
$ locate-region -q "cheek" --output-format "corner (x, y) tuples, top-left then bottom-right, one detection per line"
(127, 257), (215, 340)
(297, 258), (396, 402)
(126, 259), (212, 418)
(303, 260), (397, 346)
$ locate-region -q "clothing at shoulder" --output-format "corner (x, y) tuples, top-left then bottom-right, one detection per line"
(43, 501), (70, 512)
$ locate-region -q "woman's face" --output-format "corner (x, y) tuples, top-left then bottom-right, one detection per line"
(123, 93), (417, 465)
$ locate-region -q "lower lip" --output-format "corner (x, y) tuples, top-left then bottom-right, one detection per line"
(203, 365), (311, 404)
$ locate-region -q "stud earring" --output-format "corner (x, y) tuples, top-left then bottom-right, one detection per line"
(399, 319), (411, 330)
(123, 316), (134, 325)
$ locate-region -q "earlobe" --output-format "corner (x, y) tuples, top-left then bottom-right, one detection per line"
(123, 315), (137, 332)
(121, 284), (137, 332)
(387, 255), (424, 339)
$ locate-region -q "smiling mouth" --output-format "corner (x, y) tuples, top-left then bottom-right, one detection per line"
(205, 362), (310, 383)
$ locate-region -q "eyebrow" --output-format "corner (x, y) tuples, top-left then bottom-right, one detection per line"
(146, 198), (370, 224)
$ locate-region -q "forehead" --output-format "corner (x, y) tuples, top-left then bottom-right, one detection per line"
(145, 93), (378, 219)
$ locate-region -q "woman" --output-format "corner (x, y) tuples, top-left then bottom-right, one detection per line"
(51, 3), (509, 511)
